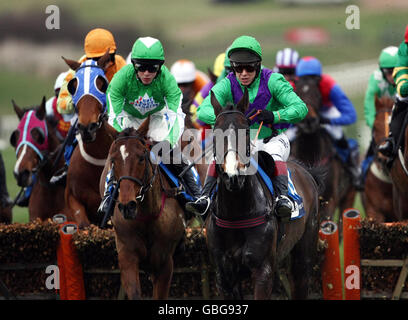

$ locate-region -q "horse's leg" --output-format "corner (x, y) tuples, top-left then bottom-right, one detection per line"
(65, 190), (90, 229)
(116, 240), (142, 300)
(151, 255), (173, 299)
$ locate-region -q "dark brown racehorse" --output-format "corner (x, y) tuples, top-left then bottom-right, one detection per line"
(206, 90), (322, 299)
(388, 99), (408, 219)
(100, 118), (185, 299)
(292, 75), (356, 224)
(62, 51), (117, 228)
(9, 98), (65, 221)
(361, 96), (394, 222)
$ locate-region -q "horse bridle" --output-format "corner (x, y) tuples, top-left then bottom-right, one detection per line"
(112, 135), (159, 203)
(213, 109), (251, 166)
(76, 112), (108, 140)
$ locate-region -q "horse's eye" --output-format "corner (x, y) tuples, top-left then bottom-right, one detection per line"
(138, 156), (145, 164)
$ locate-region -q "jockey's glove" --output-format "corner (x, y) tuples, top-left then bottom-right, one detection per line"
(319, 117), (331, 125)
(257, 110), (275, 124)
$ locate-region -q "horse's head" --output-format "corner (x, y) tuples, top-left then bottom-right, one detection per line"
(10, 97), (59, 187)
(62, 50), (111, 143)
(295, 75), (322, 134)
(373, 95), (394, 147)
(108, 117), (154, 219)
(212, 89), (251, 191)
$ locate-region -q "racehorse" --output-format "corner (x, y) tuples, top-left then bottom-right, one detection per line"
(292, 75), (356, 224)
(205, 90), (322, 299)
(100, 118), (185, 299)
(9, 98), (66, 221)
(62, 51), (117, 228)
(361, 96), (394, 222)
(388, 99), (408, 219)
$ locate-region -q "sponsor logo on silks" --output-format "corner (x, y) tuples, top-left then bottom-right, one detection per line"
(131, 93), (159, 114)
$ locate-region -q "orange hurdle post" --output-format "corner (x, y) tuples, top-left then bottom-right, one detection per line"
(342, 208), (361, 300)
(53, 214), (68, 300)
(319, 220), (343, 300)
(58, 223), (86, 300)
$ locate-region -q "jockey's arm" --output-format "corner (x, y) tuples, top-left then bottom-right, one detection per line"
(394, 41), (408, 98)
(162, 66), (183, 114)
(197, 78), (232, 126)
(269, 73), (308, 124)
(106, 68), (128, 132)
(364, 72), (380, 129)
(327, 84), (357, 126)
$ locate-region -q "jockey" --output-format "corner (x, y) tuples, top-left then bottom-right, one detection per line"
(45, 71), (71, 140)
(170, 59), (210, 107)
(295, 56), (361, 189)
(361, 46), (397, 179)
(50, 28), (127, 184)
(379, 25), (408, 161)
(274, 47), (300, 87)
(190, 52), (228, 143)
(97, 36), (202, 217)
(185, 35), (308, 221)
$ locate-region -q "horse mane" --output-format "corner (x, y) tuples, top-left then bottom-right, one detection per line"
(118, 127), (139, 138)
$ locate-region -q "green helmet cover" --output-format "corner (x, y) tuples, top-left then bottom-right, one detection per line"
(131, 37), (165, 61)
(228, 35), (262, 62)
(379, 46), (398, 68)
(224, 46), (231, 68)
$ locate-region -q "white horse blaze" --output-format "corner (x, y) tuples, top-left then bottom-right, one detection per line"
(224, 134), (238, 177)
(120, 145), (129, 162)
(14, 144), (27, 175)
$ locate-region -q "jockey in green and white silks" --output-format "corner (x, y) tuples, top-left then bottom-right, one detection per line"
(98, 36), (202, 218)
(186, 35), (308, 221)
(361, 46), (397, 181)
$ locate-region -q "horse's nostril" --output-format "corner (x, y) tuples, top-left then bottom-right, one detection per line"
(17, 170), (30, 187)
(119, 200), (138, 219)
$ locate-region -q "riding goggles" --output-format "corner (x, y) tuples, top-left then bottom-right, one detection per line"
(133, 62), (161, 73)
(231, 62), (259, 73)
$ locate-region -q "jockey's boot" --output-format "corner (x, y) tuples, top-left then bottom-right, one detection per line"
(49, 164), (68, 185)
(272, 161), (294, 222)
(15, 185), (32, 207)
(186, 161), (217, 220)
(50, 123), (78, 185)
(97, 168), (117, 218)
(379, 97), (408, 161)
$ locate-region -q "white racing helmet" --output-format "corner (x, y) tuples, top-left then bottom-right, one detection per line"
(170, 59), (196, 83)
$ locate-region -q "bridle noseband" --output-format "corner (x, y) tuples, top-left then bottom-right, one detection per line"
(113, 135), (158, 203)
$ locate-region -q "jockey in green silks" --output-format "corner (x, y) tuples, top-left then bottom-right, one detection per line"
(97, 36), (202, 217)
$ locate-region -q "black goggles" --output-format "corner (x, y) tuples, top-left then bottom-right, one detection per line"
(231, 62), (259, 73)
(133, 63), (160, 73)
(382, 68), (394, 76)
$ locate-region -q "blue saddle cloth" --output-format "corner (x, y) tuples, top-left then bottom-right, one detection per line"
(250, 157), (305, 221)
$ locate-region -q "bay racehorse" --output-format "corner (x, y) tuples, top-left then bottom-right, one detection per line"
(62, 51), (117, 228)
(100, 118), (185, 299)
(361, 95), (394, 222)
(206, 90), (322, 299)
(292, 75), (356, 224)
(9, 98), (66, 221)
(388, 99), (408, 219)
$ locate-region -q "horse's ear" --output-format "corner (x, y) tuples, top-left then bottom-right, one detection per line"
(236, 87), (249, 114)
(12, 100), (25, 120)
(208, 68), (217, 84)
(210, 90), (223, 117)
(36, 96), (46, 120)
(137, 116), (150, 138)
(62, 56), (81, 71)
(97, 48), (112, 72)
